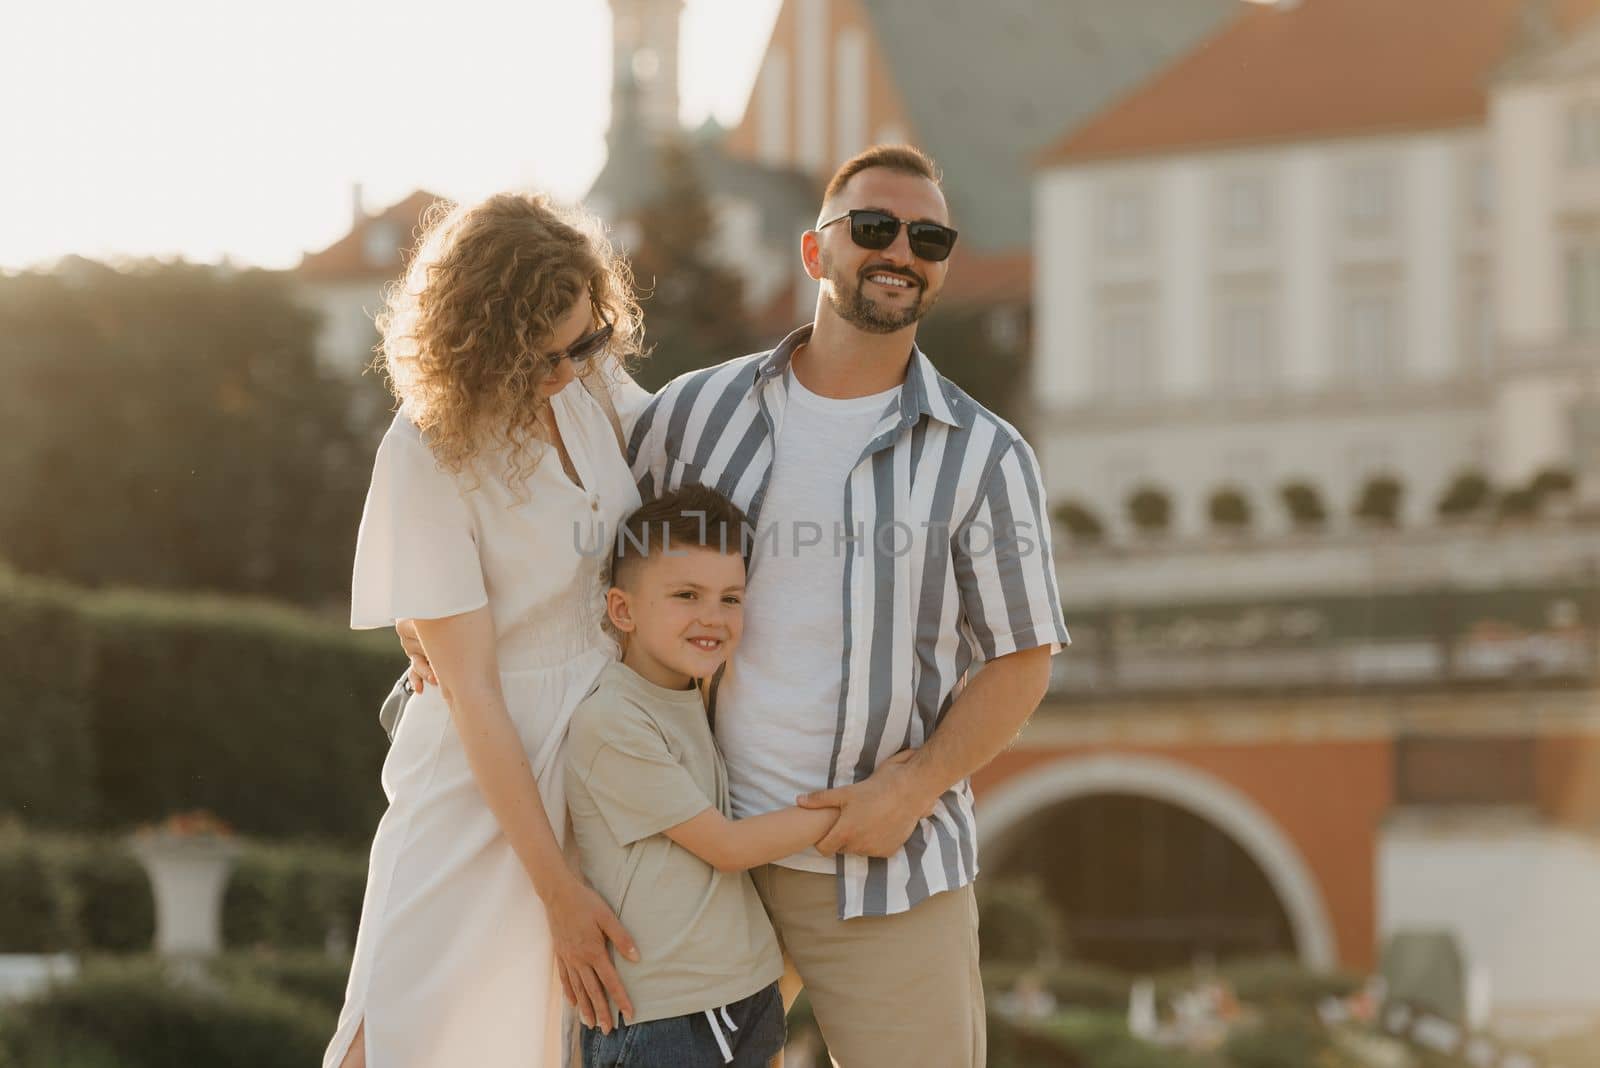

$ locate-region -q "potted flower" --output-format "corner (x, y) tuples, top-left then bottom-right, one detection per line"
(129, 810), (239, 961)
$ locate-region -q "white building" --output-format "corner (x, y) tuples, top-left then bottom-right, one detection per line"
(1031, 0), (1600, 544)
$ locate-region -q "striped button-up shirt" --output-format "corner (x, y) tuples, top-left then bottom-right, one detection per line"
(626, 325), (1069, 919)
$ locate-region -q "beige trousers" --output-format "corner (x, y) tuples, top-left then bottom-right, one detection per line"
(749, 865), (986, 1068)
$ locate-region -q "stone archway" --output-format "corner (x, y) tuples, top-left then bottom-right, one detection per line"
(977, 754), (1337, 970)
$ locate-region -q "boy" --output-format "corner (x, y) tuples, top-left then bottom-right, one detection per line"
(563, 484), (838, 1067)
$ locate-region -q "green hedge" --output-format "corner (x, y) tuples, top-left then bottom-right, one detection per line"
(0, 574), (399, 841)
(0, 831), (364, 956)
(0, 579), (95, 828)
(0, 957), (335, 1068)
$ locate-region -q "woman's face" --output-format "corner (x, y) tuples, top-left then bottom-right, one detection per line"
(537, 289), (595, 398)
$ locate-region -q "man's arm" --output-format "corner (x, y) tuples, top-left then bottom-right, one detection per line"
(664, 805), (840, 873)
(796, 646), (1051, 857)
(798, 434), (1068, 857)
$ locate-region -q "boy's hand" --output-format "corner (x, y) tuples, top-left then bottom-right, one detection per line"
(797, 749), (941, 858)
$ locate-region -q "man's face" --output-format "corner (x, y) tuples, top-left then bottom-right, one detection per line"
(811, 168), (952, 335)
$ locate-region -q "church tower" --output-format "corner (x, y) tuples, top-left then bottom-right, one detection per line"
(609, 0), (684, 140)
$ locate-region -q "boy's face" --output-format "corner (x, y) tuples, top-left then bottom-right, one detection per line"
(608, 546), (746, 688)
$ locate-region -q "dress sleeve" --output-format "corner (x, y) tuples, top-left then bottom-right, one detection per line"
(349, 419), (489, 629)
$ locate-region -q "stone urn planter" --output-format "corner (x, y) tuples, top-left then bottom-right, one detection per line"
(129, 812), (239, 961)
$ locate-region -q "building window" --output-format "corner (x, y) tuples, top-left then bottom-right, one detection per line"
(1462, 275), (1495, 376)
(1567, 98), (1600, 168)
(1215, 293), (1277, 398)
(1096, 297), (1158, 403)
(1345, 162), (1394, 236)
(1570, 239), (1600, 337)
(1220, 175), (1269, 244)
(1343, 288), (1399, 386)
(1101, 187), (1151, 255)
(362, 222), (400, 267)
(1465, 154), (1493, 226)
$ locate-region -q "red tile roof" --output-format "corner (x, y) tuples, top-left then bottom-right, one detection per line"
(941, 250), (1032, 306)
(1039, 0), (1600, 166)
(297, 190), (448, 280)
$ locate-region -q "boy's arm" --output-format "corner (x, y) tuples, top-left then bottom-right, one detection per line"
(664, 806), (839, 874)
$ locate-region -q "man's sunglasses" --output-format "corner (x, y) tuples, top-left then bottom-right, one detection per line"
(816, 209), (959, 263)
(547, 315), (614, 366)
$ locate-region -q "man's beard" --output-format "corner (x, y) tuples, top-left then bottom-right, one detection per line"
(821, 257), (939, 335)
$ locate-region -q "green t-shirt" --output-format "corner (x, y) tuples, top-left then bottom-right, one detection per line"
(563, 661), (783, 1024)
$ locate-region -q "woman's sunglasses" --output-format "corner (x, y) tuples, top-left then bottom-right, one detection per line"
(816, 209), (959, 263)
(547, 315), (614, 367)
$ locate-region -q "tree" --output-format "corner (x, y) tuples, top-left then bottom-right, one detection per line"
(914, 305), (1030, 429)
(628, 139), (759, 392)
(0, 261), (380, 604)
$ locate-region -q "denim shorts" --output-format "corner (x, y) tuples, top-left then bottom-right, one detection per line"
(581, 982), (785, 1067)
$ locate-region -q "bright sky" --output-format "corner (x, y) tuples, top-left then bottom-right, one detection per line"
(0, 0), (781, 270)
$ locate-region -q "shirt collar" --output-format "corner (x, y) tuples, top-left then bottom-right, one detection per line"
(755, 323), (965, 430)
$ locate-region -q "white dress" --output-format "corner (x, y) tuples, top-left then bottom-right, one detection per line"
(324, 365), (648, 1068)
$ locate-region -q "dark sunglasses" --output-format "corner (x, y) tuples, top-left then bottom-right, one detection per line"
(546, 315), (614, 366)
(816, 209), (959, 262)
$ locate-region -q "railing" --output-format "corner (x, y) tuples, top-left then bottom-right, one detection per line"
(1048, 585), (1599, 696)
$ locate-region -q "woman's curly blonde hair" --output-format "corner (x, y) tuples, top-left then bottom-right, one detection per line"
(374, 192), (645, 486)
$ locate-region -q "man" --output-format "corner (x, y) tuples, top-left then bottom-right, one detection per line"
(628, 143), (1067, 1065)
(403, 144), (1069, 1065)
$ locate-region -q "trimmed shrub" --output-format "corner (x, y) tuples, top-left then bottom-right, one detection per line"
(1126, 487), (1172, 535)
(1208, 486), (1252, 531)
(1530, 467), (1574, 498)
(0, 577), (401, 842)
(1052, 501), (1105, 545)
(214, 950), (352, 1015)
(1223, 1007), (1355, 1068)
(988, 1012), (1085, 1068)
(0, 576), (96, 828)
(45, 837), (153, 953)
(0, 831), (362, 956)
(1037, 1009), (1213, 1068)
(222, 841), (366, 951)
(0, 956), (333, 1068)
(1437, 471), (1491, 518)
(1497, 486), (1541, 521)
(1218, 956), (1361, 1007)
(1279, 481), (1327, 529)
(1354, 475), (1404, 527)
(983, 961), (1130, 1014)
(78, 586), (398, 842)
(0, 834), (75, 953)
(978, 877), (1064, 966)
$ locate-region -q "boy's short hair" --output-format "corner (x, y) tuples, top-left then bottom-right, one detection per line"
(611, 484), (750, 590)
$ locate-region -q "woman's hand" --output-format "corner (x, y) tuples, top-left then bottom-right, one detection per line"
(545, 876), (640, 1033)
(395, 618), (438, 693)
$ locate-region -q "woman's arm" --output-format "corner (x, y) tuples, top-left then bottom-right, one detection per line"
(413, 607), (639, 1031)
(662, 805), (840, 874)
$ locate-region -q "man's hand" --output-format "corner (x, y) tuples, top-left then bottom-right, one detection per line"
(795, 750), (940, 858)
(395, 618), (438, 693)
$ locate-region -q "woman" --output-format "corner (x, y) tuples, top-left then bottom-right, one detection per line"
(326, 192), (652, 1068)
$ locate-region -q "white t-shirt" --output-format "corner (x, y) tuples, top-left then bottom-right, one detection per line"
(716, 367), (901, 872)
